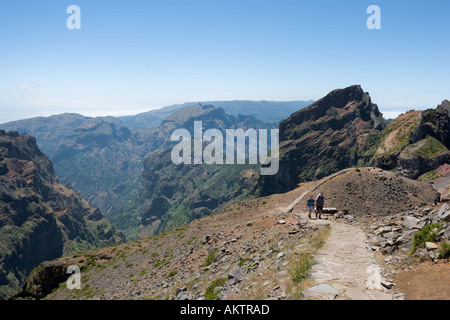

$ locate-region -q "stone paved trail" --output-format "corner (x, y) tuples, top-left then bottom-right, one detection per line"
(283, 170), (395, 300)
(303, 216), (393, 300)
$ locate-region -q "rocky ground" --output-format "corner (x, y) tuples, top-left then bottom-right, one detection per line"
(19, 185), (319, 300)
(359, 203), (450, 300)
(13, 167), (450, 300)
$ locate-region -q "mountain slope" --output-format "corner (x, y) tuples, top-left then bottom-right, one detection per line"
(259, 85), (387, 195)
(138, 104), (274, 237)
(374, 101), (450, 179)
(13, 168), (441, 301)
(0, 131), (125, 299)
(138, 148), (259, 237)
(1, 105), (274, 239)
(0, 114), (149, 224)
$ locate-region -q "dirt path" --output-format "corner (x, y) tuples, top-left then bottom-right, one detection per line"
(284, 170), (395, 300)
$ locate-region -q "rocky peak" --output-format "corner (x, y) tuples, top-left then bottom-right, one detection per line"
(259, 85), (387, 195)
(373, 101), (450, 179)
(437, 100), (450, 113)
(280, 85), (385, 141)
(0, 131), (55, 183)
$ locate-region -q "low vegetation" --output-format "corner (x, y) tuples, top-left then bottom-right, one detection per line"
(287, 252), (314, 283)
(204, 277), (227, 300)
(411, 224), (444, 254)
(401, 136), (449, 159)
(439, 242), (450, 259)
(204, 249), (219, 267)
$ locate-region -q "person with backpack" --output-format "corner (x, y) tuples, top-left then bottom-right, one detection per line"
(316, 192), (325, 219)
(306, 195), (315, 219)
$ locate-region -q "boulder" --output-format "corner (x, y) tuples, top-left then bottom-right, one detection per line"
(13, 261), (69, 300)
(395, 230), (417, 245)
(415, 217), (429, 229)
(383, 232), (397, 241)
(437, 203), (450, 222)
(227, 267), (245, 285)
(442, 228), (450, 241)
(403, 216), (420, 230)
(425, 242), (439, 250)
(301, 284), (339, 300)
(375, 227), (393, 236)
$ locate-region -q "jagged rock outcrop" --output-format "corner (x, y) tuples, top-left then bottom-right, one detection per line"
(374, 101), (450, 179)
(13, 261), (70, 300)
(0, 131), (124, 299)
(259, 85), (387, 195)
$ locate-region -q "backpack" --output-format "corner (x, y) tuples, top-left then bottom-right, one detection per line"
(317, 195), (325, 205)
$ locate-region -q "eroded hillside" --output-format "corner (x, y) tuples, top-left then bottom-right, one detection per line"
(0, 131), (124, 299)
(14, 168), (444, 301)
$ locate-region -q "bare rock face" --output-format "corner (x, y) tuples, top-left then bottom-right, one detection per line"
(260, 85), (387, 195)
(0, 131), (124, 299)
(13, 261), (70, 300)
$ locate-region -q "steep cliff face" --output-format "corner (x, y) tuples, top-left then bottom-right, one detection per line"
(0, 131), (124, 299)
(374, 101), (450, 179)
(0, 114), (151, 223)
(259, 85), (387, 195)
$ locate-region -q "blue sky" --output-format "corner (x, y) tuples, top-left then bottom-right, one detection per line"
(1, 0), (449, 123)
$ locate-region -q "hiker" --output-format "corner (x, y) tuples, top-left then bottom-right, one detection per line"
(306, 195), (315, 219)
(316, 192), (325, 219)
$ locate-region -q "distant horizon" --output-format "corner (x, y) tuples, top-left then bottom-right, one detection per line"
(1, 1), (449, 124)
(0, 95), (442, 125)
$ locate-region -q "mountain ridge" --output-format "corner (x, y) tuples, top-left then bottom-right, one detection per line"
(0, 130), (125, 299)
(259, 85), (387, 196)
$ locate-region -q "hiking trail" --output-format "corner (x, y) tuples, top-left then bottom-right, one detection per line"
(284, 169), (395, 300)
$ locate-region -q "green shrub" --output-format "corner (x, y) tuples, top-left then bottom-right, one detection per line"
(238, 258), (249, 267)
(153, 259), (167, 268)
(204, 249), (218, 267)
(137, 269), (147, 277)
(204, 277), (227, 300)
(439, 242), (450, 259)
(287, 252), (314, 284)
(167, 270), (178, 278)
(411, 224), (444, 254)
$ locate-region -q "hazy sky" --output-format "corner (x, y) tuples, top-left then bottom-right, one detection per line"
(1, 0), (449, 123)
